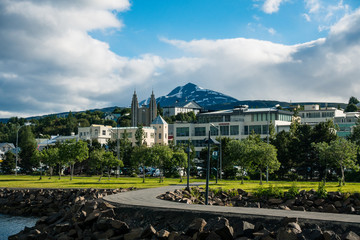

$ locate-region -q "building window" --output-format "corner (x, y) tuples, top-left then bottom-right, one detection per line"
(159, 133), (161, 139)
(249, 125), (261, 135)
(176, 127), (189, 137)
(94, 129), (99, 136)
(220, 126), (229, 135)
(210, 127), (218, 136)
(230, 125), (239, 135)
(195, 127), (206, 136)
(102, 130), (106, 135)
(262, 125), (268, 135)
(244, 126), (249, 135)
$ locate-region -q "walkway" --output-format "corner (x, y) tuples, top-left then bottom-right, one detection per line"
(104, 183), (360, 225)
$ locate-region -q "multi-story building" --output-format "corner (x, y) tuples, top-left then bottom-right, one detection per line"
(111, 115), (168, 147)
(334, 112), (360, 138)
(163, 101), (202, 117)
(170, 105), (293, 157)
(78, 124), (112, 145)
(299, 105), (345, 125)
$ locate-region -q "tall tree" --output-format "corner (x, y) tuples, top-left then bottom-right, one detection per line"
(1, 151), (16, 174)
(135, 125), (145, 146)
(59, 140), (88, 180)
(19, 126), (38, 174)
(226, 139), (252, 184)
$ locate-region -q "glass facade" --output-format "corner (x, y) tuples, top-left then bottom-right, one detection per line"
(220, 126), (229, 135)
(230, 125), (239, 135)
(194, 127), (206, 136)
(176, 127), (189, 137)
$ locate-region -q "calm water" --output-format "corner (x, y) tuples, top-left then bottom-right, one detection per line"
(0, 214), (38, 240)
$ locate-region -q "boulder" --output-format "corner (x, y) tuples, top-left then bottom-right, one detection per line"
(342, 231), (360, 240)
(185, 218), (207, 236)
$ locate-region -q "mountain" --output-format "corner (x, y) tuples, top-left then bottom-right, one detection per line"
(140, 82), (239, 108)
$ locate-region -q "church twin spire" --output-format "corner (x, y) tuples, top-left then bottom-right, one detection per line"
(131, 90), (157, 127)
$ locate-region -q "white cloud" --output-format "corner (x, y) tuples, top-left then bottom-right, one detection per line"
(303, 13), (311, 22)
(262, 0), (285, 14)
(268, 28), (276, 35)
(1, 0), (360, 118)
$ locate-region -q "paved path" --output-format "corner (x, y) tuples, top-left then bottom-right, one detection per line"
(104, 183), (360, 225)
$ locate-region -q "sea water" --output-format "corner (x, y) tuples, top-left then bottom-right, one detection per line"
(0, 214), (38, 240)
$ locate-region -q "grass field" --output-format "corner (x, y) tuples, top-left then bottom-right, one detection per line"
(0, 175), (359, 193)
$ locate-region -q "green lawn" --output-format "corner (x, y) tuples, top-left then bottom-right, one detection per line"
(0, 175), (359, 193)
(208, 180), (360, 193)
(0, 175), (194, 189)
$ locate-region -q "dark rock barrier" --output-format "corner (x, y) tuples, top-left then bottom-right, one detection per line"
(158, 187), (360, 215)
(2, 188), (360, 239)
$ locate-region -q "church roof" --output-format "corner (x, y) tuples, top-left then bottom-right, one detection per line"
(151, 115), (167, 125)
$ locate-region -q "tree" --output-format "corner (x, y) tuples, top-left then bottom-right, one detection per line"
(1, 151), (16, 174)
(345, 104), (358, 113)
(271, 131), (294, 179)
(150, 144), (173, 183)
(131, 145), (149, 182)
(41, 147), (59, 179)
(59, 140), (88, 180)
(90, 149), (123, 181)
(314, 138), (359, 186)
(19, 126), (38, 174)
(226, 139), (252, 184)
(251, 141), (280, 185)
(348, 96), (359, 105)
(172, 149), (187, 182)
(135, 125), (144, 146)
(349, 118), (360, 146)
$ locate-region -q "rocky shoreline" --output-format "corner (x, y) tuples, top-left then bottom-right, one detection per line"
(158, 187), (360, 215)
(0, 188), (359, 239)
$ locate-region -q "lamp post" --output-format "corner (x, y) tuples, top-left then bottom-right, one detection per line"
(186, 139), (192, 192)
(266, 104), (280, 183)
(210, 123), (222, 182)
(204, 126), (219, 205)
(15, 122), (33, 176)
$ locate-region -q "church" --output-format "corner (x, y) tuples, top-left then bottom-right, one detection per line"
(131, 90), (157, 127)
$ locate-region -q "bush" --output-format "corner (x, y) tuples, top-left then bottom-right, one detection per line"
(255, 184), (283, 199)
(316, 181), (327, 198)
(286, 181), (299, 198)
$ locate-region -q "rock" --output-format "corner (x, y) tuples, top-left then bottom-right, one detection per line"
(324, 204), (338, 213)
(158, 229), (170, 239)
(84, 209), (100, 223)
(100, 208), (116, 218)
(281, 217), (298, 227)
(268, 198), (283, 204)
(276, 227), (300, 240)
(99, 201), (115, 210)
(314, 199), (325, 206)
(291, 206), (306, 211)
(286, 222), (301, 233)
(233, 221), (254, 238)
(140, 224), (157, 239)
(55, 222), (71, 234)
(323, 230), (341, 240)
(284, 199), (295, 206)
(301, 228), (323, 240)
(185, 218), (207, 236)
(124, 227), (143, 240)
(205, 231), (222, 240)
(168, 231), (182, 240)
(204, 217), (234, 240)
(110, 219), (130, 234)
(342, 231), (360, 240)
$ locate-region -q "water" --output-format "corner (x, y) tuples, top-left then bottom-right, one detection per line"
(0, 214), (38, 240)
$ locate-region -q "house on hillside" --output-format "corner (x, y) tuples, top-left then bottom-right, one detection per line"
(104, 113), (121, 121)
(163, 101), (202, 117)
(0, 143), (16, 161)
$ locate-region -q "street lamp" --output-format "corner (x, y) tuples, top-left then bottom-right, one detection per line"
(15, 122), (33, 176)
(204, 126), (219, 205)
(186, 139), (192, 192)
(210, 123), (222, 183)
(110, 128), (121, 178)
(266, 104), (280, 183)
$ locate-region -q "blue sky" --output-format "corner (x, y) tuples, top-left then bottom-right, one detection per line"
(1, 0), (360, 117)
(92, 0), (358, 56)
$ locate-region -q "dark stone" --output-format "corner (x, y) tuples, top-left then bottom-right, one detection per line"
(140, 224), (157, 238)
(185, 218), (207, 236)
(233, 221), (254, 238)
(204, 217), (233, 240)
(323, 230), (341, 240)
(342, 231), (360, 240)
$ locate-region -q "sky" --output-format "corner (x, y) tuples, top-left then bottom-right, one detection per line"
(1, 0), (360, 118)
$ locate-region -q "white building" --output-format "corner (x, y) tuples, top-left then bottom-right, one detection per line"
(78, 125), (112, 145)
(111, 115), (169, 147)
(299, 104), (345, 125)
(334, 112), (360, 138)
(163, 101), (202, 117)
(171, 105), (293, 157)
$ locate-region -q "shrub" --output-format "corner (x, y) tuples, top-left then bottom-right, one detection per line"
(286, 181), (300, 198)
(316, 181), (327, 199)
(255, 184), (283, 199)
